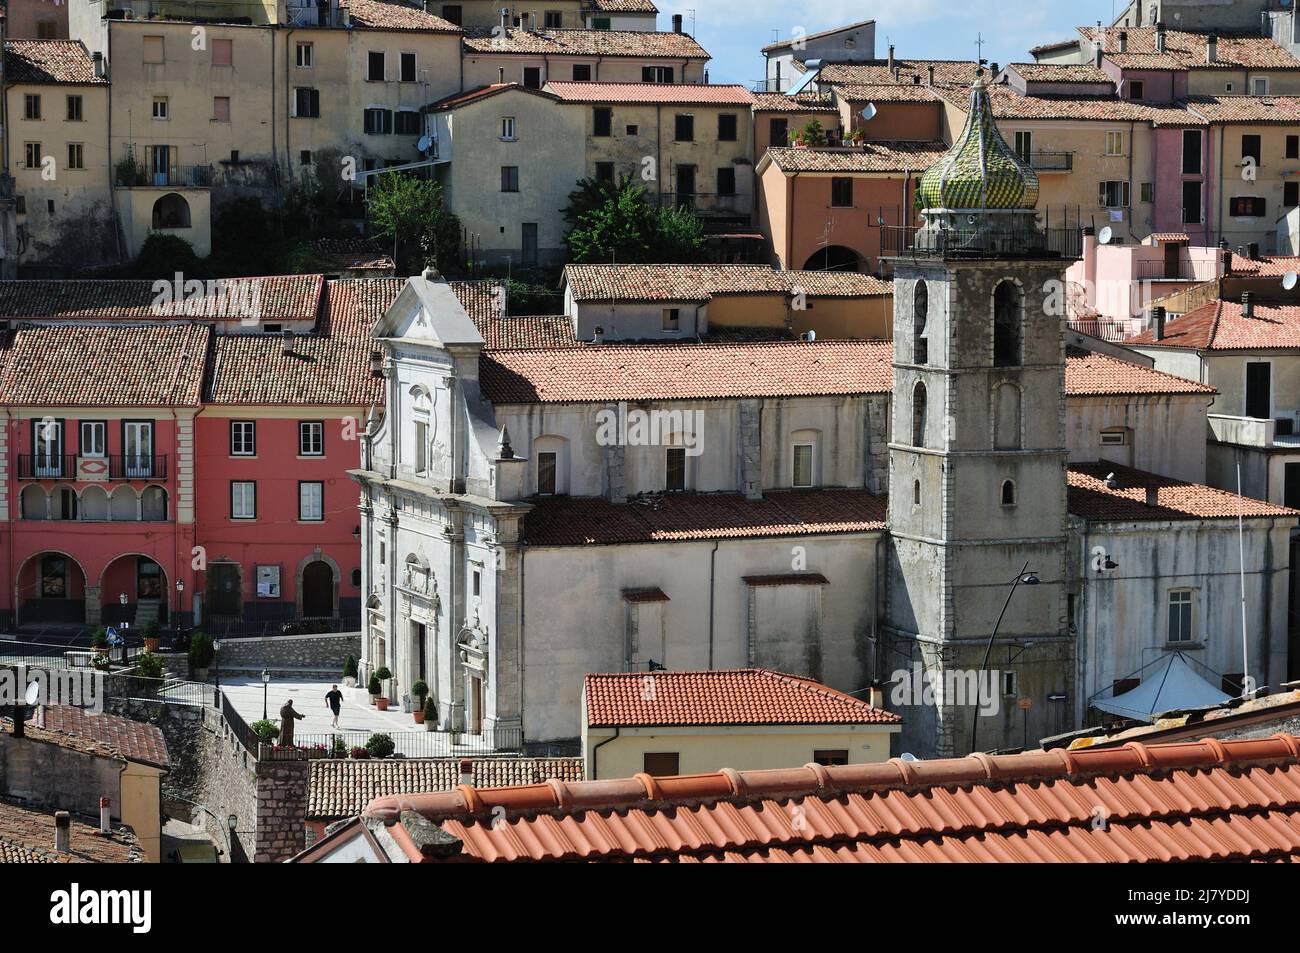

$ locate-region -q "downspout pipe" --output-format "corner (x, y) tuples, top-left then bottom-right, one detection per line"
(590, 726), (620, 781)
(707, 540), (719, 668)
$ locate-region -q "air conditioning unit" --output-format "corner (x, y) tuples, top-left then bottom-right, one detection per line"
(1276, 417), (1296, 437)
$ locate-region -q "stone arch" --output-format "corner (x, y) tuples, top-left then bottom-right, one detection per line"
(14, 550), (88, 625)
(80, 485), (110, 521)
(152, 192), (191, 228)
(109, 485), (137, 521)
(993, 279), (1024, 367)
(992, 381), (1023, 450)
(913, 280), (929, 365)
(141, 485), (168, 521)
(1001, 479), (1017, 506)
(97, 552), (167, 626)
(296, 550), (340, 619)
(20, 484), (49, 520)
(802, 244), (862, 272)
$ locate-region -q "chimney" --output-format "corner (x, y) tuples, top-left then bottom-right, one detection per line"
(1152, 305), (1166, 341)
(990, 62), (999, 77)
(498, 66), (505, 84)
(1082, 227), (1098, 304)
(54, 811), (71, 853)
(92, 51), (106, 79)
(867, 681), (884, 709)
(593, 325), (604, 344)
(927, 64), (935, 86)
(1145, 485), (1159, 507)
(1218, 239), (1232, 275)
(99, 797), (111, 835)
(1206, 34), (1218, 64)
(369, 350), (384, 376)
(529, 11), (537, 31)
(1119, 30), (1128, 53)
(1249, 241), (1261, 260)
(1095, 42), (1104, 68)
(1243, 292), (1254, 318)
(499, 6), (509, 29)
(671, 13), (682, 33)
(459, 759), (473, 787)
(281, 329), (294, 354)
(1155, 21), (1167, 54)
(887, 45), (895, 72)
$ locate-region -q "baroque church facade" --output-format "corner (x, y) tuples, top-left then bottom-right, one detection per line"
(353, 80), (1297, 758)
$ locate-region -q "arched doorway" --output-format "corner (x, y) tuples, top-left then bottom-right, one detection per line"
(152, 192), (191, 228)
(802, 245), (862, 272)
(15, 552), (87, 625)
(302, 561), (335, 618)
(99, 554), (167, 627)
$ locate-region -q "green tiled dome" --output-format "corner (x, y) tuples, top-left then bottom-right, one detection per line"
(918, 78), (1039, 211)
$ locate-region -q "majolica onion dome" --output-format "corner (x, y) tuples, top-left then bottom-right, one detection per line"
(918, 77), (1039, 212)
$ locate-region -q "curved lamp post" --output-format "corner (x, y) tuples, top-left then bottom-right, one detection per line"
(971, 561), (1039, 754)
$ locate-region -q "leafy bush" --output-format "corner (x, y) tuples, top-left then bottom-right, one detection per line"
(367, 674), (382, 695)
(134, 652), (165, 680)
(343, 655), (358, 679)
(130, 234), (204, 281)
(365, 733), (396, 759)
(562, 175), (705, 264)
(423, 696), (438, 722)
(330, 736), (349, 759)
(366, 172), (461, 274)
(250, 719), (280, 744)
(142, 619), (161, 642)
(350, 745), (371, 760)
(372, 666), (392, 682)
(90, 628), (109, 649)
(187, 631), (214, 669)
(411, 679), (429, 701)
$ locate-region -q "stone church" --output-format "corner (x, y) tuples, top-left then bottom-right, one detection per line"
(352, 79), (1297, 758)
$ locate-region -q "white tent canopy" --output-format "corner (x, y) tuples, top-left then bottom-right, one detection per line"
(1092, 653), (1233, 722)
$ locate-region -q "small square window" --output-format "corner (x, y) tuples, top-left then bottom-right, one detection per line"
(212, 38), (233, 67)
(296, 42), (313, 68)
(66, 95), (83, 122)
(501, 116), (516, 140)
(231, 421), (256, 455)
(662, 307), (680, 331)
(626, 124), (639, 136)
(299, 421), (324, 456)
(152, 97), (168, 120)
(67, 143), (84, 170)
(472, 570), (481, 597)
(1168, 589), (1194, 643)
(300, 150), (313, 166)
(400, 52), (417, 82)
(367, 51), (385, 81)
(572, 63), (591, 81)
(813, 750), (848, 766)
(143, 35), (164, 65)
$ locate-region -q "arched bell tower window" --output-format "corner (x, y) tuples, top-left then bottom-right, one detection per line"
(911, 381), (928, 448)
(993, 280), (1023, 367)
(913, 280), (929, 365)
(1001, 480), (1017, 506)
(913, 479), (921, 506)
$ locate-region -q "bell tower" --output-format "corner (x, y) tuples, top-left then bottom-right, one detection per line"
(884, 77), (1073, 758)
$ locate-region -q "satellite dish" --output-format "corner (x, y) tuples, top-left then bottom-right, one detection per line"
(900, 753), (919, 763)
(801, 330), (816, 342)
(859, 102), (877, 123)
(1098, 226), (1114, 245)
(416, 136), (433, 154)
(24, 680), (40, 706)
(1283, 271), (1298, 291)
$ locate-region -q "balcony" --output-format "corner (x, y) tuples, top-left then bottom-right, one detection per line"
(115, 163), (213, 189)
(658, 191), (750, 216)
(1134, 259), (1216, 281)
(1023, 151), (1073, 172)
(18, 455), (169, 481)
(1209, 414), (1300, 448)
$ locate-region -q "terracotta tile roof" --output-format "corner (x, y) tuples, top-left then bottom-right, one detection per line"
(1081, 26), (1300, 71)
(544, 81), (752, 105)
(938, 83), (1202, 125)
(481, 340), (894, 403)
(832, 83), (945, 103)
(309, 237), (395, 272)
(1185, 95), (1300, 124)
(340, 0), (460, 32)
(1030, 38), (1081, 55)
(462, 27), (707, 59)
(1227, 254), (1300, 276)
(307, 757), (585, 820)
(1127, 300), (1300, 350)
(563, 264), (888, 302)
(523, 489), (888, 545)
(447, 279), (576, 348)
(0, 799), (142, 863)
(205, 280), (387, 405)
(1006, 62), (1113, 84)
(0, 275), (323, 323)
(1063, 346), (1216, 396)
(585, 669), (901, 727)
(815, 59), (981, 88)
(591, 0), (657, 10)
(34, 706), (170, 769)
(763, 141), (948, 173)
(363, 734), (1300, 862)
(426, 83), (556, 111)
(4, 40), (107, 85)
(751, 91), (837, 113)
(0, 323), (209, 407)
(1150, 232), (1190, 242)
(1067, 463), (1297, 522)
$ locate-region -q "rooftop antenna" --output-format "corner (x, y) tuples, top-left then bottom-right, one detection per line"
(974, 32), (986, 65)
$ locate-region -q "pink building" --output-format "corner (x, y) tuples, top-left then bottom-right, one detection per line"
(0, 276), (383, 635)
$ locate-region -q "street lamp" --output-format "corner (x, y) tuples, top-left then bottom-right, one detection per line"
(971, 561), (1040, 754)
(118, 593), (130, 664)
(261, 668), (271, 721)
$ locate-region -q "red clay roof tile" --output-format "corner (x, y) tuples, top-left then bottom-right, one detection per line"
(544, 81), (753, 104)
(1127, 299), (1300, 350)
(1068, 463), (1298, 522)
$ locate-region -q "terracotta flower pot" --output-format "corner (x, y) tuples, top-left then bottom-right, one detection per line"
(376, 697), (390, 711)
(144, 638), (160, 653)
(413, 709), (425, 725)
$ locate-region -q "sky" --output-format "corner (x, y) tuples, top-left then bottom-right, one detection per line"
(687, 1), (1125, 86)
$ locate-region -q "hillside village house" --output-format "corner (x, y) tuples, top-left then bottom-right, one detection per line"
(760, 20), (877, 93)
(435, 0), (658, 31)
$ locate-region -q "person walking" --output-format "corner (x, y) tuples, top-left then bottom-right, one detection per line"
(325, 684), (344, 729)
(279, 699), (305, 747)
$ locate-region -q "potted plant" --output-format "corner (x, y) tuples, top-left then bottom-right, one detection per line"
(342, 655), (358, 689)
(367, 673), (382, 707)
(422, 696), (438, 732)
(250, 719), (280, 746)
(142, 619), (161, 654)
(91, 652), (112, 672)
(372, 667), (392, 710)
(187, 630), (214, 680)
(350, 745), (371, 759)
(365, 733), (395, 759)
(90, 628), (109, 651)
(411, 680), (429, 725)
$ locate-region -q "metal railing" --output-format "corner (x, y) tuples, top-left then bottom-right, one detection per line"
(880, 224), (1084, 260)
(199, 615), (362, 640)
(262, 725), (525, 760)
(221, 691), (263, 757)
(657, 191), (749, 214)
(0, 637), (142, 670)
(1023, 151), (1073, 172)
(117, 164), (214, 188)
(1069, 317), (1134, 343)
(17, 454), (168, 480)
(1134, 260), (1214, 281)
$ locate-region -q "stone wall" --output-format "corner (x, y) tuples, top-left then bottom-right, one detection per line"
(214, 632), (362, 675)
(254, 760), (311, 863)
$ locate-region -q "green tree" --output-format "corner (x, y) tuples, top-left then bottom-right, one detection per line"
(562, 175), (704, 264)
(365, 172), (461, 274)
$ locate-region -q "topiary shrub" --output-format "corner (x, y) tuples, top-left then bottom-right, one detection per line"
(423, 696), (438, 722)
(411, 679), (429, 703)
(187, 631), (214, 669)
(372, 666), (392, 682)
(343, 655), (358, 680)
(367, 674), (382, 696)
(250, 719), (280, 744)
(365, 733), (395, 759)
